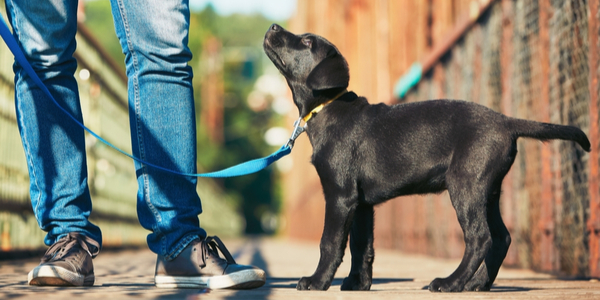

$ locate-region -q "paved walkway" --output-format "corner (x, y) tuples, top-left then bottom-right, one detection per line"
(1, 237), (599, 299)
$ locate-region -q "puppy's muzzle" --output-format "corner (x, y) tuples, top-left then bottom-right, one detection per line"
(264, 24), (284, 48)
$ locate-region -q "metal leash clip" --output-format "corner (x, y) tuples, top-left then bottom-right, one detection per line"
(285, 117), (306, 149)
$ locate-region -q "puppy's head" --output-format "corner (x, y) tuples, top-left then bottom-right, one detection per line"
(263, 24), (349, 118)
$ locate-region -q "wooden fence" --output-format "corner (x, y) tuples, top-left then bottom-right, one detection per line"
(282, 0), (600, 278)
(0, 7), (242, 256)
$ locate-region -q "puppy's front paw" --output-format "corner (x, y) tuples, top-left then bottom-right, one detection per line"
(297, 276), (312, 290)
(341, 274), (371, 291)
(428, 277), (463, 292)
(296, 276), (330, 290)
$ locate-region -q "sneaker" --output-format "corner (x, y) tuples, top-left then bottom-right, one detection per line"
(154, 236), (266, 289)
(28, 232), (99, 286)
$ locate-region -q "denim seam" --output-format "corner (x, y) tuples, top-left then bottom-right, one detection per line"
(15, 82), (45, 228)
(7, 1), (45, 230)
(115, 0), (163, 242)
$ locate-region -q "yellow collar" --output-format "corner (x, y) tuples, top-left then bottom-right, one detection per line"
(302, 90), (348, 123)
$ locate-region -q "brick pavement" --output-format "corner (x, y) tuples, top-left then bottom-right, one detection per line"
(0, 237), (599, 299)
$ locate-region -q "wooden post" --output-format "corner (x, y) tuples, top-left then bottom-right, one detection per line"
(587, 0), (600, 278)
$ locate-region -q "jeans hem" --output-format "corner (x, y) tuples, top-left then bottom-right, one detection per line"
(163, 233), (204, 261)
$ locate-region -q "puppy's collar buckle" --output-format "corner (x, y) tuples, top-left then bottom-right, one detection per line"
(302, 89), (348, 123)
(286, 90), (348, 149)
(285, 117), (306, 149)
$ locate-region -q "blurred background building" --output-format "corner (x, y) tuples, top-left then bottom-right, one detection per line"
(0, 0), (599, 279)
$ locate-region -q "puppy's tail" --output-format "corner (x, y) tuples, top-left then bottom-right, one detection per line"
(507, 118), (591, 152)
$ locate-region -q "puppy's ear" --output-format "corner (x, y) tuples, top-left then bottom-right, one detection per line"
(306, 53), (349, 91)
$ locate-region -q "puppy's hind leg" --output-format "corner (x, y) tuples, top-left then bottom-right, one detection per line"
(429, 182), (492, 292)
(464, 187), (511, 291)
(341, 203), (375, 291)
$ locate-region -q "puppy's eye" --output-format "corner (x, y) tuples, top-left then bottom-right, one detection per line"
(302, 38), (312, 47)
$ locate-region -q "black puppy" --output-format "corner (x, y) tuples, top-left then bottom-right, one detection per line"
(263, 24), (591, 292)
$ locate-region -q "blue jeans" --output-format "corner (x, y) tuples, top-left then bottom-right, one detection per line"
(6, 0), (206, 260)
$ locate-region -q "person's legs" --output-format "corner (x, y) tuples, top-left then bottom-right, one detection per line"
(109, 0), (265, 289)
(6, 0), (102, 286)
(5, 0), (102, 248)
(109, 0), (205, 259)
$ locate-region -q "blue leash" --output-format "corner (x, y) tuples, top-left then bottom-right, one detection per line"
(0, 16), (296, 178)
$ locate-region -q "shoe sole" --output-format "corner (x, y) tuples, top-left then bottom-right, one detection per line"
(28, 265), (94, 287)
(155, 269), (266, 289)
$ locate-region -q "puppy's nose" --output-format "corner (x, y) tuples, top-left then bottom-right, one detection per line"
(269, 24), (282, 32)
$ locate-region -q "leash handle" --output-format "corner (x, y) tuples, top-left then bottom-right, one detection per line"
(0, 16), (293, 178)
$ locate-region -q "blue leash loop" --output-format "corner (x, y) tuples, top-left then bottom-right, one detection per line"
(0, 16), (294, 178)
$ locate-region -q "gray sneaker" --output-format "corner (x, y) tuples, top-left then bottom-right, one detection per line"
(155, 236), (266, 289)
(28, 232), (100, 286)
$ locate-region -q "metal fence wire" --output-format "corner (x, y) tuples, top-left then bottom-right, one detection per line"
(402, 0), (596, 276)
(549, 0), (591, 277)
